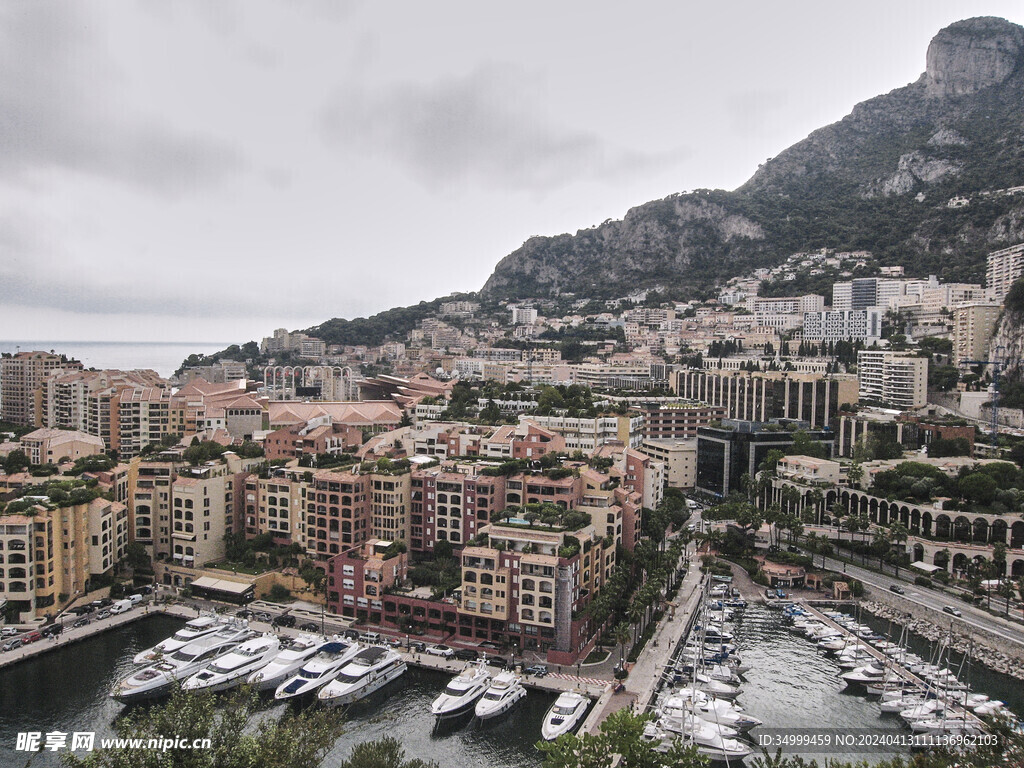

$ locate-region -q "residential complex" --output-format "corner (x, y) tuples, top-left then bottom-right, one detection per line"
(856, 350), (928, 409)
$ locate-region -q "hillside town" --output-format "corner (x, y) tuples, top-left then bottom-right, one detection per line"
(2, 242), (1024, 675)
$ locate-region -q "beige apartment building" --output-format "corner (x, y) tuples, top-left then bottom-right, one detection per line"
(857, 350), (928, 409)
(1, 351), (82, 426)
(953, 302), (1001, 363)
(986, 242), (1024, 303)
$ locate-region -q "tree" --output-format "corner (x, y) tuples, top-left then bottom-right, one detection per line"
(432, 540), (454, 561)
(846, 461), (863, 488)
(959, 472), (998, 506)
(4, 448), (29, 474)
(338, 736), (440, 768)
(537, 710), (706, 768)
(789, 430), (825, 459)
(61, 685), (344, 768)
(889, 522), (909, 578)
(612, 621), (631, 670)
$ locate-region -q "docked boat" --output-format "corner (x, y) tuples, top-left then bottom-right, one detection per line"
(247, 633), (326, 691)
(540, 690), (589, 740)
(317, 646), (407, 707)
(114, 625), (254, 702)
(641, 721), (753, 763)
(182, 634), (281, 693)
(661, 691), (760, 733)
(132, 615), (226, 665)
(474, 670), (527, 719)
(841, 662), (891, 687)
(274, 640), (362, 700)
(900, 699), (948, 723)
(431, 661), (491, 719)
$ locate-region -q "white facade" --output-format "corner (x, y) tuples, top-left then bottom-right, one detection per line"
(857, 350), (928, 409)
(987, 243), (1024, 303)
(802, 309), (882, 342)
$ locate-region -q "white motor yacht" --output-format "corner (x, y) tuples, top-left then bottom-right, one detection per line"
(880, 694), (931, 714)
(474, 670), (527, 719)
(182, 634), (281, 693)
(540, 690), (590, 740)
(692, 673), (740, 700)
(132, 615), (225, 665)
(841, 662), (890, 687)
(274, 640), (362, 700)
(318, 646), (407, 707)
(114, 626), (254, 702)
(910, 715), (984, 736)
(247, 634), (326, 691)
(641, 721), (753, 763)
(431, 661), (491, 719)
(661, 692), (759, 734)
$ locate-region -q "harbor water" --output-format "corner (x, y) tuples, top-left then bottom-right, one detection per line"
(2, 609), (1020, 766)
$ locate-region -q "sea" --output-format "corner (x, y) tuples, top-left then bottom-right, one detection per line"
(0, 341), (231, 380)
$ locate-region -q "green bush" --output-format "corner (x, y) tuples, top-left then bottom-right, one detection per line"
(914, 576), (932, 588)
(267, 584), (292, 602)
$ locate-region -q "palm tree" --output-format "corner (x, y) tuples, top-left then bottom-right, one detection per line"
(889, 522), (909, 578)
(807, 488), (825, 526)
(612, 621), (630, 670)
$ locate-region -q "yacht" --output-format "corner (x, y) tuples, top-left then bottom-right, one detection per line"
(318, 646), (407, 707)
(841, 662), (890, 687)
(663, 691), (762, 733)
(641, 721), (752, 763)
(132, 615), (225, 665)
(431, 661), (491, 719)
(900, 699), (948, 724)
(540, 690), (589, 740)
(274, 640), (362, 700)
(247, 634), (326, 691)
(474, 670), (527, 719)
(909, 715), (984, 736)
(114, 626), (254, 702)
(182, 634), (281, 693)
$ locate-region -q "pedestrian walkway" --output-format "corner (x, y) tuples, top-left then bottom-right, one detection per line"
(581, 554), (707, 734)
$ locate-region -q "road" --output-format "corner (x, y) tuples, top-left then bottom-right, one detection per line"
(791, 545), (1024, 649)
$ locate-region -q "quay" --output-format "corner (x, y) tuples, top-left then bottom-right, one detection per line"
(796, 601), (987, 731)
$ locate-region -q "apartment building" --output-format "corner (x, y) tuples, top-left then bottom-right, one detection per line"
(18, 428), (105, 466)
(263, 420), (362, 461)
(0, 351), (82, 426)
(0, 497), (128, 620)
(305, 469), (371, 560)
(802, 309), (883, 342)
(953, 302), (1001, 363)
(673, 369), (858, 430)
(411, 467), (507, 553)
(243, 469), (310, 547)
(128, 452), (259, 567)
(857, 350), (928, 409)
(638, 402), (726, 439)
(638, 438), (697, 489)
(117, 387), (173, 458)
(327, 539), (409, 617)
(521, 413), (643, 450)
(747, 295), (825, 314)
(986, 242), (1024, 302)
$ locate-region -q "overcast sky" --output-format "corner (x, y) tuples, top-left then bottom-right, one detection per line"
(2, 1), (1023, 344)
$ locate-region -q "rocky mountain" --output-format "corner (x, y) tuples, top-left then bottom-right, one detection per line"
(482, 17), (1024, 300)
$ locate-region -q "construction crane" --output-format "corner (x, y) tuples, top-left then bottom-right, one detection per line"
(960, 345), (1005, 449)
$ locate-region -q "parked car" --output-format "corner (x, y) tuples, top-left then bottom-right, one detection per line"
(235, 609), (254, 619)
(2, 638), (23, 652)
(360, 632), (382, 644)
(426, 644), (454, 658)
(342, 629), (361, 641)
(41, 624), (62, 638)
(23, 631), (42, 644)
(72, 617), (91, 629)
(943, 606), (963, 617)
(478, 641), (501, 650)
(299, 622), (319, 632)
(127, 594), (144, 605)
(96, 610), (111, 620)
(272, 615), (296, 628)
(787, 545), (801, 553)
(387, 638), (403, 648)
(252, 612), (273, 623)
(524, 664), (548, 677)
(485, 655), (509, 669)
(889, 584), (905, 594)
(408, 640), (426, 652)
(91, 598), (113, 608)
(138, 585), (154, 595)
(453, 648), (479, 661)
(1, 627), (19, 637)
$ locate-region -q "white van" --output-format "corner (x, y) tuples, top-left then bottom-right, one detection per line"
(127, 594), (144, 605)
(110, 599), (134, 615)
(360, 631), (381, 645)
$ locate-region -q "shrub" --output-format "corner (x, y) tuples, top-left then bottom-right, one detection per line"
(268, 584), (292, 602)
(914, 576), (932, 588)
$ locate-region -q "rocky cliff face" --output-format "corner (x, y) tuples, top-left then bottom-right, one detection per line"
(482, 17), (1024, 300)
(924, 17), (1024, 98)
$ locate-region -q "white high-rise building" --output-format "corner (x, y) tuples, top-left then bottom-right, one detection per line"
(802, 309), (882, 342)
(857, 350), (928, 409)
(986, 243), (1024, 303)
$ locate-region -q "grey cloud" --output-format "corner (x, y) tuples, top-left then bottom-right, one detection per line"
(321, 66), (686, 192)
(0, 5), (242, 195)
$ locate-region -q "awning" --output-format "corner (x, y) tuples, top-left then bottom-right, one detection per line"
(190, 576), (253, 595)
(910, 561), (940, 573)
